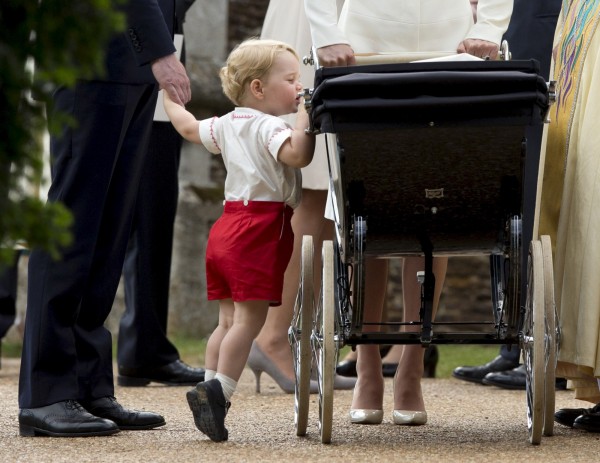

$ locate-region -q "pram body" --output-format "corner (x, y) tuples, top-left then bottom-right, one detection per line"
(289, 58), (557, 445)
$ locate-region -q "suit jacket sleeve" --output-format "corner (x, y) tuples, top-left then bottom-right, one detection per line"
(104, 0), (177, 83)
(123, 0), (176, 66)
(466, 0), (514, 45)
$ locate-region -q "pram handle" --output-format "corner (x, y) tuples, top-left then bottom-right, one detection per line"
(302, 40), (511, 68)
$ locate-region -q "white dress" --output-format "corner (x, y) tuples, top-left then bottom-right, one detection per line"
(260, 0), (339, 190)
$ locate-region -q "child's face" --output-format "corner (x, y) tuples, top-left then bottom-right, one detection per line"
(260, 51), (303, 116)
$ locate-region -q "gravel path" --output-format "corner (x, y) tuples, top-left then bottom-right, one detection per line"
(1, 358), (598, 462)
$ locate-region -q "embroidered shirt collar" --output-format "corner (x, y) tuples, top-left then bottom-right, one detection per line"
(232, 107), (265, 119)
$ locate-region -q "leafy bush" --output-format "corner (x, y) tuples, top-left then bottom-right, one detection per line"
(0, 0), (125, 264)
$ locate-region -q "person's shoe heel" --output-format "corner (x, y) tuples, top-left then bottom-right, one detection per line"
(250, 367), (262, 393)
(247, 341), (296, 393)
(423, 345), (439, 378)
(19, 424), (36, 437)
(117, 375), (151, 387)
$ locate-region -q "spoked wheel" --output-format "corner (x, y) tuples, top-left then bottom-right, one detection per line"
(313, 240), (335, 444)
(289, 235), (314, 436)
(522, 240), (545, 445)
(540, 235), (557, 437)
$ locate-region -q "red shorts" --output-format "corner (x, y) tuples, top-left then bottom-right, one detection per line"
(206, 201), (294, 306)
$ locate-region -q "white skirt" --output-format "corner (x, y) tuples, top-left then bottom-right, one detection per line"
(261, 0), (330, 191)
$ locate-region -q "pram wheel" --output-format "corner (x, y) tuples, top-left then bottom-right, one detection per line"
(290, 235), (314, 436)
(314, 240), (335, 444)
(540, 235), (557, 437)
(523, 240), (545, 444)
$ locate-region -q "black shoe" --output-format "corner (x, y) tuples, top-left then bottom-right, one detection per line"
(555, 403), (600, 428)
(555, 377), (568, 390)
(19, 400), (120, 437)
(118, 360), (205, 387)
(452, 355), (519, 384)
(483, 366), (570, 391)
(81, 396), (165, 430)
(482, 364), (526, 389)
(336, 360), (357, 377)
(573, 409), (600, 432)
(382, 362), (397, 378)
(186, 379), (230, 442)
(423, 345), (439, 378)
(337, 345), (392, 377)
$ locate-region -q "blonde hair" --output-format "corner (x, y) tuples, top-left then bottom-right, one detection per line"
(219, 38), (299, 106)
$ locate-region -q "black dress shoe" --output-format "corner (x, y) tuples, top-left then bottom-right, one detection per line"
(19, 400), (120, 437)
(452, 355), (519, 384)
(482, 364), (526, 389)
(186, 379), (230, 442)
(483, 365), (570, 391)
(555, 377), (568, 390)
(423, 344), (439, 378)
(336, 360), (357, 377)
(118, 359), (205, 386)
(573, 409), (600, 432)
(382, 362), (397, 377)
(82, 396), (165, 430)
(555, 403), (600, 428)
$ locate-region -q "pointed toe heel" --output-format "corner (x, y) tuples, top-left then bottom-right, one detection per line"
(349, 409), (384, 425)
(392, 410), (428, 426)
(247, 342), (318, 394)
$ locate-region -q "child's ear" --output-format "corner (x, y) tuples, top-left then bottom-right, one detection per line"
(249, 78), (264, 99)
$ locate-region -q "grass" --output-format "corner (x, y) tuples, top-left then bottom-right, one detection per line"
(434, 344), (500, 378)
(2, 337), (502, 379)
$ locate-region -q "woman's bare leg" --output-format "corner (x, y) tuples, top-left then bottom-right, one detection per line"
(351, 258), (388, 410)
(381, 345), (402, 363)
(393, 256), (448, 412)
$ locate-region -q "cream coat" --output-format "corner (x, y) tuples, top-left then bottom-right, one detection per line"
(304, 0), (513, 53)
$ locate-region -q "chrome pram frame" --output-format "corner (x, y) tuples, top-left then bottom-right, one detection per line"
(288, 48), (559, 446)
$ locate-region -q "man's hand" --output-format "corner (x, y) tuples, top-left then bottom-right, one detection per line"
(457, 39), (500, 60)
(151, 53), (191, 106)
(317, 44), (356, 67)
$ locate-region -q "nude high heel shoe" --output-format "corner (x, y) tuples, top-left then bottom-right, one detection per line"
(247, 342), (318, 394)
(392, 373), (427, 425)
(349, 409), (384, 425)
(392, 410), (428, 425)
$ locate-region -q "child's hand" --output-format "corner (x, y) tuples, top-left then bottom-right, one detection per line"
(163, 91), (202, 144)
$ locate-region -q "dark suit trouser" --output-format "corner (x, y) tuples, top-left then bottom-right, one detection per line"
(0, 252), (19, 339)
(117, 121), (181, 369)
(19, 81), (157, 408)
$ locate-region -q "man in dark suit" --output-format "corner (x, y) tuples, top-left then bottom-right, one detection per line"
(0, 251), (21, 367)
(115, 0), (204, 388)
(453, 0), (562, 389)
(18, 0), (191, 437)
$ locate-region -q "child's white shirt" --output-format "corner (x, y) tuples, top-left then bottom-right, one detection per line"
(199, 107), (302, 209)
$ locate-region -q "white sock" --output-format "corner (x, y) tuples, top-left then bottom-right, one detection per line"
(215, 373), (237, 402)
(204, 369), (217, 381)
